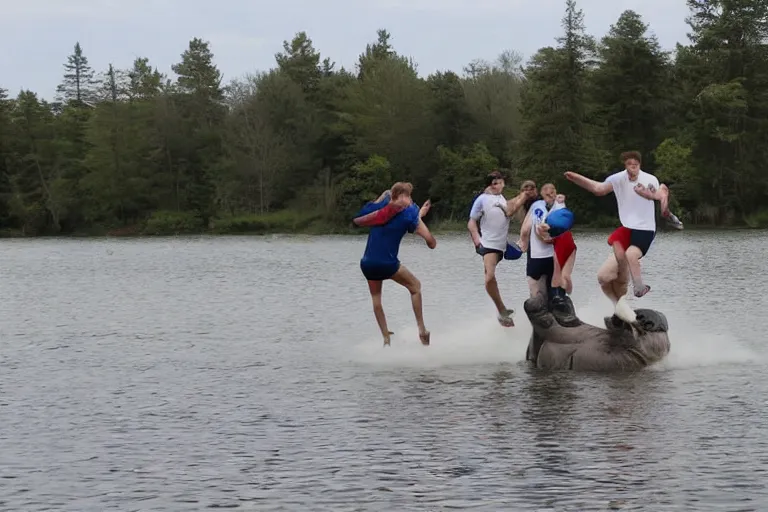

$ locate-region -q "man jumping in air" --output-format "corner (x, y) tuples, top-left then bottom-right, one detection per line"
(354, 183), (435, 346)
(564, 151), (681, 322)
(468, 171), (535, 327)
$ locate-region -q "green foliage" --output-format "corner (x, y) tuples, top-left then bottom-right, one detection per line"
(143, 210), (202, 235)
(1, 0), (767, 237)
(336, 155), (393, 220)
(210, 210), (322, 234)
(430, 143), (498, 220)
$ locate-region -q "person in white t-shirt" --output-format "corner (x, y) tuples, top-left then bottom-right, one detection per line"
(564, 151), (674, 322)
(468, 170), (534, 327)
(521, 183), (561, 301)
(519, 188), (578, 312)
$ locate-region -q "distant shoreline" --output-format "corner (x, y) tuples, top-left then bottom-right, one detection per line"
(0, 220), (761, 239)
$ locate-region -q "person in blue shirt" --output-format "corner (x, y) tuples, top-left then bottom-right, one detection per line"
(353, 182), (436, 347)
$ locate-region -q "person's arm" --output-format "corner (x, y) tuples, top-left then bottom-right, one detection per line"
(467, 196), (483, 247)
(633, 181), (665, 201)
(518, 210), (532, 252)
(634, 180), (672, 216)
(418, 199), (431, 218)
(352, 192), (401, 227)
(501, 191), (530, 217)
(415, 219), (437, 249)
(564, 171), (614, 196)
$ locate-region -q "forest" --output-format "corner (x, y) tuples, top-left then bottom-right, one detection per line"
(0, 0), (766, 237)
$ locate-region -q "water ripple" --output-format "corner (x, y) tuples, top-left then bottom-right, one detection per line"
(0, 233), (767, 510)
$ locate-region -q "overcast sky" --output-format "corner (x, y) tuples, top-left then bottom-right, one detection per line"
(1, 0), (692, 101)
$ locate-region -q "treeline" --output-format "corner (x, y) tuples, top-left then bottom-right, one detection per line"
(1, 0), (767, 237)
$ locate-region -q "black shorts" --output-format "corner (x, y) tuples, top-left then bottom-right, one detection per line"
(476, 244), (503, 262)
(631, 229), (655, 256)
(360, 261), (400, 281)
(527, 253), (554, 289)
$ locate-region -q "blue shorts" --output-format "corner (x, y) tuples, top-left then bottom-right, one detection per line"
(360, 261), (400, 281)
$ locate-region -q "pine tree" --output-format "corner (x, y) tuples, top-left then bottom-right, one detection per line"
(56, 42), (97, 106)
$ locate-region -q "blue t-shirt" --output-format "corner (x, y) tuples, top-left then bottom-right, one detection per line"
(360, 200), (421, 266)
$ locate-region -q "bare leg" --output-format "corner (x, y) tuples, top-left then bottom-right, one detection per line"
(626, 246), (650, 297)
(482, 254), (514, 326)
(483, 253), (506, 314)
(527, 276), (548, 300)
(611, 241), (629, 285)
(391, 265), (430, 345)
(611, 269), (631, 304)
(552, 256), (563, 289)
(597, 251), (631, 305)
(367, 280), (393, 345)
(597, 254), (621, 304)
(561, 250), (576, 295)
(601, 245), (636, 323)
(612, 244), (632, 300)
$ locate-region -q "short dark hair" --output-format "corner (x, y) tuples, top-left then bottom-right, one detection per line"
(485, 170), (505, 187)
(620, 151), (642, 164)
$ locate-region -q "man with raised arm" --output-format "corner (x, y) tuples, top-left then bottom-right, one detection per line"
(564, 151), (680, 323)
(468, 170), (535, 327)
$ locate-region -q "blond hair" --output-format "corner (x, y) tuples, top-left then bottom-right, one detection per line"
(390, 182), (414, 200)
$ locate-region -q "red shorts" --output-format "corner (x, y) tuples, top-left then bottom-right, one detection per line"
(607, 226), (632, 251)
(553, 231), (576, 268)
(607, 226), (656, 256)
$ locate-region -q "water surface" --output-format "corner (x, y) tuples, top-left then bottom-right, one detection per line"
(1, 229), (765, 511)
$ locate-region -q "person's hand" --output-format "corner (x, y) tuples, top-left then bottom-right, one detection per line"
(556, 194), (566, 203)
(633, 183), (653, 199)
(419, 199), (431, 218)
(516, 238), (528, 252)
(564, 171), (577, 182)
(472, 235), (481, 248)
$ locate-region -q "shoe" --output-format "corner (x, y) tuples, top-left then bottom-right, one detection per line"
(550, 294), (567, 312)
(634, 284), (651, 298)
(664, 212), (684, 230)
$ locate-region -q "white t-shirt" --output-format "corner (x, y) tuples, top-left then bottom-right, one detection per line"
(528, 199), (556, 259)
(469, 193), (510, 251)
(604, 169), (660, 231)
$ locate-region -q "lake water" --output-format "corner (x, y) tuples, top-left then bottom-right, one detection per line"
(1, 229), (766, 511)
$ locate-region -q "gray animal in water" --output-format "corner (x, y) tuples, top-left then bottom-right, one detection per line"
(524, 293), (670, 371)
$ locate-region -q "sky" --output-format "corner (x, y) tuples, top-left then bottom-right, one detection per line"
(0, 0), (693, 101)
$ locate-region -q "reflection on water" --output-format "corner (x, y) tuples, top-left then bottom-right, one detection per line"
(0, 231), (767, 510)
